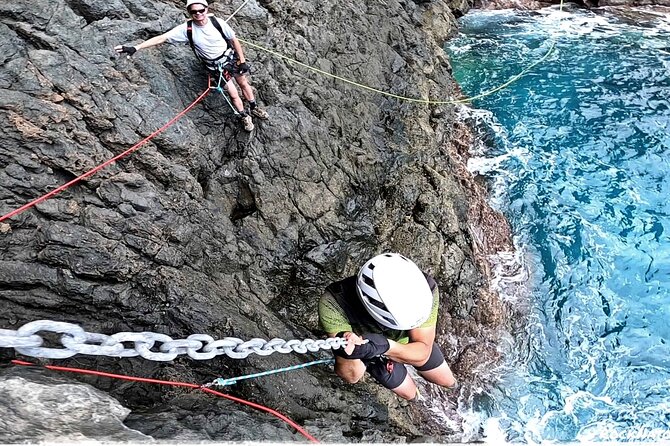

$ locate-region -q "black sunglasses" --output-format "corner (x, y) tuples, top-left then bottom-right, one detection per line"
(189, 8), (207, 15)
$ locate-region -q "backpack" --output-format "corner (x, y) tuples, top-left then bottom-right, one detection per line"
(186, 16), (235, 65)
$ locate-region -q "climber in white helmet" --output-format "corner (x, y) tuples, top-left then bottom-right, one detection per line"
(114, 0), (268, 132)
(318, 253), (457, 400)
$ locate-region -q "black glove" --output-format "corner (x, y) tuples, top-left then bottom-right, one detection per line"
(119, 46), (137, 56)
(236, 61), (250, 74)
(334, 333), (390, 360)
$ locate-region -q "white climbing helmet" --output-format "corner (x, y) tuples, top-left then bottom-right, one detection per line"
(186, 0), (208, 9)
(356, 253), (433, 330)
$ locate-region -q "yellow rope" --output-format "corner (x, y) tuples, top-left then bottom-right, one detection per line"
(240, 0), (565, 105)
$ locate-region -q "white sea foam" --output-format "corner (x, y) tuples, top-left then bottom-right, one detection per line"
(445, 4), (670, 442)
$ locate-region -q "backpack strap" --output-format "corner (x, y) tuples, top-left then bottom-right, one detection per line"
(186, 19), (198, 57)
(186, 17), (235, 65)
(326, 276), (372, 328)
(209, 16), (235, 52)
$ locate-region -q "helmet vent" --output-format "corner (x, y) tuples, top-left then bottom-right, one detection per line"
(382, 315), (397, 326)
(362, 274), (376, 289)
(363, 294), (389, 312)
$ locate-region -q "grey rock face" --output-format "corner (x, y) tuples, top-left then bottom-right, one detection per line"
(0, 0), (517, 442)
(0, 368), (151, 442)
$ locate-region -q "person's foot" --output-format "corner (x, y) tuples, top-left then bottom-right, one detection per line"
(251, 107), (269, 120)
(241, 115), (254, 131)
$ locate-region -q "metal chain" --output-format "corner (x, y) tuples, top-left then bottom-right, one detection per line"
(0, 320), (346, 361)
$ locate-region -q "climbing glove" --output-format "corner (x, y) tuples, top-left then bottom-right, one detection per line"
(120, 46), (137, 56)
(236, 61), (250, 74)
(335, 333), (390, 360)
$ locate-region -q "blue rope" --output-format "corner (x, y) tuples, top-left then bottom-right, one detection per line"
(207, 358), (335, 387)
(210, 69), (239, 115)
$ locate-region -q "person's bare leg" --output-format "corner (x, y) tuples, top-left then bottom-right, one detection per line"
(235, 74), (268, 119)
(418, 361), (457, 388)
(224, 80), (245, 112)
(390, 373), (419, 400)
(235, 75), (255, 102)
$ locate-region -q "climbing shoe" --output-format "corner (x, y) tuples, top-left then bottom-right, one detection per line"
(241, 115), (254, 132)
(251, 107), (269, 120)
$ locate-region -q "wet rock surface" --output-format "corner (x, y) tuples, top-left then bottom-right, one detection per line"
(0, 0), (521, 442)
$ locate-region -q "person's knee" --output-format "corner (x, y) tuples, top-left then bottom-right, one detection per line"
(236, 77), (254, 96)
(235, 75), (250, 86)
(225, 82), (240, 96)
(441, 371), (457, 388)
(391, 374), (418, 400)
(335, 362), (365, 384)
(395, 387), (418, 401)
(336, 369), (359, 384)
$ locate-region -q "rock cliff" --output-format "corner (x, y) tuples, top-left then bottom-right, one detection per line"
(0, 0), (516, 441)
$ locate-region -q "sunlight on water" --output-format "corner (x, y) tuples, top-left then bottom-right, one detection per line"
(447, 5), (670, 443)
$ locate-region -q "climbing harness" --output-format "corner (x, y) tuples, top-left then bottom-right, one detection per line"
(206, 358), (335, 387)
(0, 320), (346, 361)
(10, 359), (320, 443)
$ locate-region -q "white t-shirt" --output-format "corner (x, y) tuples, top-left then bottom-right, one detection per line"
(165, 16), (236, 61)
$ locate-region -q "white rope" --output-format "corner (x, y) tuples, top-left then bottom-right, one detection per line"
(225, 0), (251, 22)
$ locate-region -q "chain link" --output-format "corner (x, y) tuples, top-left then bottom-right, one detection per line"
(0, 320), (347, 361)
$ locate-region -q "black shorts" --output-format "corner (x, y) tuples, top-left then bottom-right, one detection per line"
(415, 343), (446, 372)
(364, 343), (445, 390)
(364, 356), (407, 390)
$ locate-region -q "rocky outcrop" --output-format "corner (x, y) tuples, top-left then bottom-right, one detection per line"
(0, 0), (517, 442)
(0, 368), (151, 442)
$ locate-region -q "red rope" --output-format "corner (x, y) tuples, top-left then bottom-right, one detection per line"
(0, 88), (211, 223)
(11, 360), (319, 443)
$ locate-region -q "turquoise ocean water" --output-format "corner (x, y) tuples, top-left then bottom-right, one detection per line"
(446, 5), (670, 443)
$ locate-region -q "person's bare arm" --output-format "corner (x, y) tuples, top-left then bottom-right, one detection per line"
(384, 326), (435, 366)
(231, 38), (246, 63)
